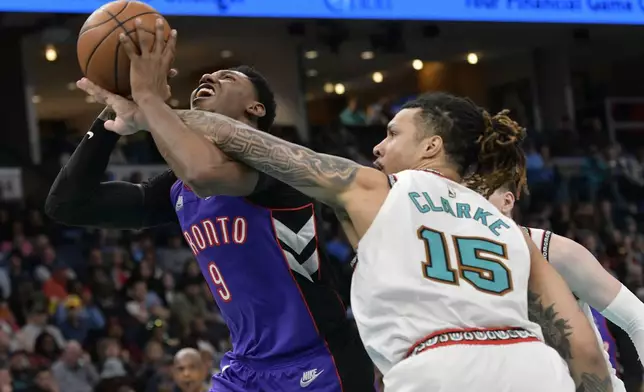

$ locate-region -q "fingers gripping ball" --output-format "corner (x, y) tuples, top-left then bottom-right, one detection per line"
(77, 0), (171, 95)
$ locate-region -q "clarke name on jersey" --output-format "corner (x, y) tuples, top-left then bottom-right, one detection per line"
(408, 191), (510, 237)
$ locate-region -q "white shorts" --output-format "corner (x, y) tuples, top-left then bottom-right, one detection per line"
(384, 341), (575, 392)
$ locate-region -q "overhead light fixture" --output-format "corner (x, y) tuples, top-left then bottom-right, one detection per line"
(66, 82), (76, 91)
(467, 53), (479, 65)
(412, 59), (424, 70)
(169, 99), (179, 107)
(306, 69), (318, 77)
(360, 51), (374, 60)
(31, 95), (41, 104)
(304, 50), (318, 59)
(323, 83), (334, 93)
(221, 50), (233, 58)
(372, 72), (383, 83)
(334, 83), (345, 95)
(45, 45), (57, 62)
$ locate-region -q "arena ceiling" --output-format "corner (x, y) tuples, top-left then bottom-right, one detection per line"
(6, 13), (644, 121)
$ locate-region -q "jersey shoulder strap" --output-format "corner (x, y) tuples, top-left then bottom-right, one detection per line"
(524, 226), (553, 262)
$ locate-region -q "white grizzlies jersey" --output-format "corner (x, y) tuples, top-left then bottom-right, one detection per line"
(351, 170), (544, 374)
(526, 227), (625, 392)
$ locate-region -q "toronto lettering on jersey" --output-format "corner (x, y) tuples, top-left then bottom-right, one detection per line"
(183, 216), (248, 255)
(408, 192), (510, 236)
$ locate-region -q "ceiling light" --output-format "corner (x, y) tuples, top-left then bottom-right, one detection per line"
(304, 50), (318, 59)
(31, 95), (41, 104)
(412, 59), (424, 70)
(221, 50), (233, 58)
(334, 83), (345, 95)
(66, 82), (76, 90)
(306, 69), (318, 77)
(372, 72), (383, 83)
(169, 99), (179, 107)
(360, 51), (374, 60)
(323, 83), (334, 93)
(45, 45), (57, 62)
(467, 53), (479, 65)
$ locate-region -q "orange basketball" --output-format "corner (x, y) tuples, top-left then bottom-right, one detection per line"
(77, 0), (171, 95)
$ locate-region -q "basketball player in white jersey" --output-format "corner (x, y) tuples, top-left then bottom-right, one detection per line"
(75, 38), (612, 391)
(489, 183), (644, 392)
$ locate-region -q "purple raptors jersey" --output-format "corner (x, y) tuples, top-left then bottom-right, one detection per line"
(169, 178), (351, 362)
(592, 308), (618, 369)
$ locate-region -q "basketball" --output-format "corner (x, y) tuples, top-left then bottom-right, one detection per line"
(77, 0), (171, 95)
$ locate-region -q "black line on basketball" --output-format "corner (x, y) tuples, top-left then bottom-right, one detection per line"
(79, 1), (129, 36)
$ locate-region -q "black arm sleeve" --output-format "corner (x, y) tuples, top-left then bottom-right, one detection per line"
(44, 119), (178, 229)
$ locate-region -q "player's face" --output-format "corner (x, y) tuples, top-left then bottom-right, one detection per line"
(488, 188), (515, 217)
(173, 355), (206, 392)
(190, 70), (263, 122)
(373, 108), (428, 174)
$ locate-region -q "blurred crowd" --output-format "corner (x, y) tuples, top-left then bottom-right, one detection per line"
(0, 96), (643, 391)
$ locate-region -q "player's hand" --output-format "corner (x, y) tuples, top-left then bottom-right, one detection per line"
(121, 18), (177, 103)
(76, 78), (145, 135)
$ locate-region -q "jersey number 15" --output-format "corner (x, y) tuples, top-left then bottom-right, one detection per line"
(418, 226), (513, 296)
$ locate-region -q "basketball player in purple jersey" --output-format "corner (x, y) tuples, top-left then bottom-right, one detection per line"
(46, 28), (374, 392)
(591, 309), (618, 370)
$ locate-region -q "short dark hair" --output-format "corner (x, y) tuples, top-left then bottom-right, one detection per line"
(230, 65), (277, 132)
(401, 92), (527, 197)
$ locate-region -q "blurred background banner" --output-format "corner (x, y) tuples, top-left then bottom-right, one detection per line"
(2, 0), (644, 24)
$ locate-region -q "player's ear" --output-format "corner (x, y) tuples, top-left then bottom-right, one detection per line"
(246, 101), (266, 119)
(420, 135), (443, 159)
(501, 191), (515, 216)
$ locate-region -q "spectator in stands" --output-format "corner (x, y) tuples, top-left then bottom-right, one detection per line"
(32, 331), (61, 367)
(34, 245), (74, 284)
(0, 366), (10, 392)
(158, 234), (193, 275)
(339, 97), (366, 126)
(33, 367), (59, 392)
(160, 273), (176, 307)
(133, 340), (165, 392)
(366, 98), (392, 126)
(51, 341), (98, 392)
(42, 267), (69, 305)
(16, 306), (64, 352)
(170, 278), (209, 334)
(9, 350), (32, 391)
(54, 295), (105, 345)
(125, 280), (169, 328)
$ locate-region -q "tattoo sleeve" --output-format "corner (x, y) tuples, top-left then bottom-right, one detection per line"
(528, 290), (612, 392)
(174, 110), (363, 205)
(575, 373), (613, 392)
(527, 290), (573, 360)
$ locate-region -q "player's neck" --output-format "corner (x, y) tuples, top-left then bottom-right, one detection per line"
(413, 162), (461, 183)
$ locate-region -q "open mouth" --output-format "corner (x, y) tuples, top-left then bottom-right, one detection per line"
(194, 84), (216, 99)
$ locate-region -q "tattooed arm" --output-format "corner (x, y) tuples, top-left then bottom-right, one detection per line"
(523, 231), (612, 392)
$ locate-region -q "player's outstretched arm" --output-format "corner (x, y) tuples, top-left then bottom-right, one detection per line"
(45, 108), (177, 229)
(523, 231), (612, 392)
(549, 234), (644, 364)
(170, 109), (389, 210)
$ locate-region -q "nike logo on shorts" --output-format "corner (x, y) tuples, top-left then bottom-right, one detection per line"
(300, 369), (323, 387)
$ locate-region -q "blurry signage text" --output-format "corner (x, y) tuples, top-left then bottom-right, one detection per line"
(2, 0), (644, 24)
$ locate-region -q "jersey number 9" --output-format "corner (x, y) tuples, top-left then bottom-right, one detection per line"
(418, 226), (513, 295)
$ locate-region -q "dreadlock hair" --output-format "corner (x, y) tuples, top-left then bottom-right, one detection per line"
(401, 92), (527, 198)
(229, 65), (277, 132)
